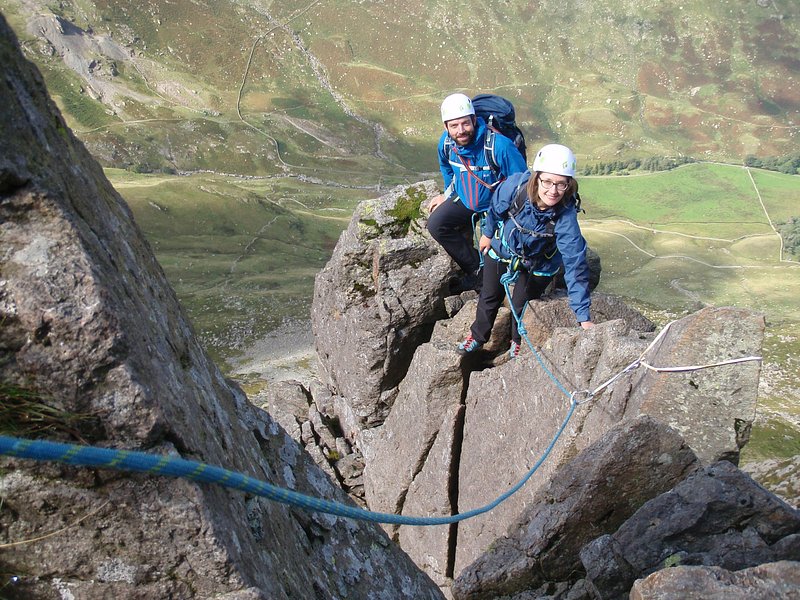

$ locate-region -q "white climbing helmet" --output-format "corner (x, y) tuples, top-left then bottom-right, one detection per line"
(440, 93), (475, 123)
(531, 144), (577, 177)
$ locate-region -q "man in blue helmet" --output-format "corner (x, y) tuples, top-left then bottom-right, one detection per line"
(428, 93), (527, 292)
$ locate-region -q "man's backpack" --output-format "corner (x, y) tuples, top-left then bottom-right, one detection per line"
(472, 94), (527, 173)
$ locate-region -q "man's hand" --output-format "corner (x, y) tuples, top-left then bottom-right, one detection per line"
(428, 194), (445, 213)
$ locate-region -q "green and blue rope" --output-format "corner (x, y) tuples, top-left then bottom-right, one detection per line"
(0, 396), (576, 527)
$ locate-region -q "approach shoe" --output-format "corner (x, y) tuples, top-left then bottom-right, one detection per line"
(456, 334), (482, 355)
(449, 269), (482, 294)
(509, 340), (521, 359)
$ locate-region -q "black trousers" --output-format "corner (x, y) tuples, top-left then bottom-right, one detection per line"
(470, 253), (553, 345)
(427, 199), (481, 275)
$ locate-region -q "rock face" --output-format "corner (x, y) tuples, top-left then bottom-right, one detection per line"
(311, 180), (453, 428)
(362, 301), (764, 581)
(630, 561), (800, 600)
(254, 379), (368, 505)
(0, 16), (442, 600)
(452, 415), (700, 599)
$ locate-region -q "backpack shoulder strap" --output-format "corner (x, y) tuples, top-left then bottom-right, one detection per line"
(508, 183), (556, 242)
(444, 136), (454, 158)
(451, 141), (499, 191)
(483, 128), (500, 176)
(510, 182), (527, 216)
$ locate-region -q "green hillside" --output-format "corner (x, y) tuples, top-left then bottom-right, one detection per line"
(2, 0), (799, 177)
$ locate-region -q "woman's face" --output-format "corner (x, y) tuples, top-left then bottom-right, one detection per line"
(535, 172), (570, 209)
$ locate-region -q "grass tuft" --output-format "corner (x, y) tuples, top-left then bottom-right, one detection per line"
(0, 385), (94, 440)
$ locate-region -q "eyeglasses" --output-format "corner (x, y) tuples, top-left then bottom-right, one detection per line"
(538, 178), (569, 193)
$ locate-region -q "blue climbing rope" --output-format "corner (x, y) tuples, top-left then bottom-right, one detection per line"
(501, 266), (573, 398)
(0, 397), (576, 527)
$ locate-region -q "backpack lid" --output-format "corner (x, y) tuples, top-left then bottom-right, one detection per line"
(472, 94), (516, 124)
(472, 93), (527, 162)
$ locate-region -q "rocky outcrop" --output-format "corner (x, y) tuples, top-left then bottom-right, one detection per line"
(361, 301), (764, 581)
(0, 15), (442, 599)
(311, 181), (453, 428)
(452, 415), (700, 599)
(581, 460), (800, 599)
(254, 379), (367, 505)
(449, 431), (800, 600)
(309, 174), (772, 595)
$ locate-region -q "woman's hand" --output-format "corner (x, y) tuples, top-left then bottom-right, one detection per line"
(479, 234), (492, 255)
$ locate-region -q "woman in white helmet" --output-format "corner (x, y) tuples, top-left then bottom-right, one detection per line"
(457, 143), (594, 357)
(429, 93), (527, 293)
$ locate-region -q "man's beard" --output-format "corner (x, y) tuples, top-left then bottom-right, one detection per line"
(455, 130), (475, 146)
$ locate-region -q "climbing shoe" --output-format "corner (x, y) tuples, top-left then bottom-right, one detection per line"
(509, 340), (521, 359)
(456, 334), (482, 355)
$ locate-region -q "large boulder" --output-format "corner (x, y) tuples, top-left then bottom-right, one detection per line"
(519, 291), (654, 347)
(0, 16), (442, 599)
(618, 306), (764, 464)
(581, 460), (800, 599)
(451, 415), (699, 599)
(453, 316), (650, 573)
(311, 181), (452, 428)
(453, 305), (764, 573)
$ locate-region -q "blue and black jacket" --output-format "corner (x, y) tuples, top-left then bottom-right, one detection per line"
(438, 117), (527, 212)
(483, 170), (592, 323)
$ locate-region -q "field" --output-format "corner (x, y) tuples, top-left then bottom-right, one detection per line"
(116, 162), (800, 463)
(111, 169), (374, 362)
(580, 164), (800, 462)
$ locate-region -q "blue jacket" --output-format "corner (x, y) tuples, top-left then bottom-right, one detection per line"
(438, 117), (527, 212)
(483, 170), (592, 323)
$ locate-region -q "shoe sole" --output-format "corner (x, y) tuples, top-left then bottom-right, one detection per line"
(456, 345), (481, 355)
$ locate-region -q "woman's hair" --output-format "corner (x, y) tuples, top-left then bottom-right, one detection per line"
(526, 172), (579, 208)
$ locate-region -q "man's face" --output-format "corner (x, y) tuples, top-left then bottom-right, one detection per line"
(445, 115), (476, 147)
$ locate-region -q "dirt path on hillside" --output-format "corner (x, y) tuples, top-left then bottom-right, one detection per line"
(235, 0), (395, 172)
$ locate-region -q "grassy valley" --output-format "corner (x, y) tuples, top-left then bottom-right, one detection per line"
(110, 169), (374, 359)
(577, 164), (800, 462)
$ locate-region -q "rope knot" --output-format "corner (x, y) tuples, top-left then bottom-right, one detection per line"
(500, 269), (520, 285)
(569, 390), (593, 405)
